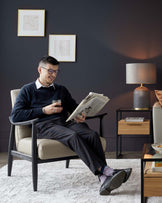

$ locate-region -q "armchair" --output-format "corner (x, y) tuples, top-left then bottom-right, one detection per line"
(8, 89), (107, 191)
(153, 102), (162, 143)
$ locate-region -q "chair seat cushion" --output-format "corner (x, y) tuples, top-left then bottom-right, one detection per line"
(17, 137), (106, 160)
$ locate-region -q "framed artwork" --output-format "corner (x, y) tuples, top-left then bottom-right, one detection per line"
(49, 35), (76, 62)
(17, 9), (45, 37)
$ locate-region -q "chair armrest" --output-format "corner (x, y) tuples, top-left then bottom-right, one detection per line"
(86, 113), (107, 120)
(9, 117), (39, 126)
(86, 113), (107, 137)
(8, 117), (39, 162)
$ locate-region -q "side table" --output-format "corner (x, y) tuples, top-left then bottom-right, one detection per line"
(116, 108), (153, 159)
(141, 144), (162, 203)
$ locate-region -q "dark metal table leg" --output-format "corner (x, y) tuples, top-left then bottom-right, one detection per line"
(150, 111), (153, 143)
(116, 111), (118, 159)
(120, 135), (122, 155)
(116, 134), (118, 159)
(141, 159), (144, 203)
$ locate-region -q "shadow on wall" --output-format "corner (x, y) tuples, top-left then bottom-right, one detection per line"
(112, 89), (157, 110)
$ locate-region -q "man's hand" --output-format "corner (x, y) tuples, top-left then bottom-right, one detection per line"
(74, 113), (86, 123)
(42, 103), (63, 115)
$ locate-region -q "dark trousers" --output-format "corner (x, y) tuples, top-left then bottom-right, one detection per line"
(36, 118), (107, 175)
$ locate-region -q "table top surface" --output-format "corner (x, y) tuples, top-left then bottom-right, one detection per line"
(142, 143), (162, 160)
(143, 144), (162, 177)
(116, 108), (152, 112)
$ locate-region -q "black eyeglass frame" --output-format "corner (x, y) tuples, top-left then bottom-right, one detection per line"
(41, 66), (60, 74)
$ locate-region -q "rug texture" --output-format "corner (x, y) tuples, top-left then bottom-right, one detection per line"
(0, 159), (161, 203)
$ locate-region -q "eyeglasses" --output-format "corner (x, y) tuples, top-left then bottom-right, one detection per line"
(41, 66), (60, 74)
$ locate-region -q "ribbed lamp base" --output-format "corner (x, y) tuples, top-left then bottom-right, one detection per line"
(133, 86), (150, 110)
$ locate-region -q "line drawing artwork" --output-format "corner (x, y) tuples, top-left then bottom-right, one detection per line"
(17, 9), (45, 37)
(49, 35), (76, 62)
(54, 40), (71, 57)
(23, 15), (39, 31)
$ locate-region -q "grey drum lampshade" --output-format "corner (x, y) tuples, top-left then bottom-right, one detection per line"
(126, 63), (156, 84)
(126, 63), (156, 109)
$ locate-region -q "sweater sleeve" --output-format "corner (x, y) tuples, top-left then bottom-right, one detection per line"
(10, 85), (43, 122)
(63, 86), (78, 114)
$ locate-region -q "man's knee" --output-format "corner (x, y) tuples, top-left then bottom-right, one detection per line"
(69, 131), (79, 140)
(89, 131), (99, 139)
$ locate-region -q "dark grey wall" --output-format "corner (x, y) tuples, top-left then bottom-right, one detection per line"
(1, 0), (162, 152)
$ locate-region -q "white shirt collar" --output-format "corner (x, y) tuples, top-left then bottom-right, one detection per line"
(35, 79), (55, 89)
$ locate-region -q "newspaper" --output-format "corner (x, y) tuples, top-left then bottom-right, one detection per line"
(66, 92), (110, 122)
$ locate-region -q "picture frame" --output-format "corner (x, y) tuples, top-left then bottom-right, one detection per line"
(17, 9), (45, 37)
(49, 35), (76, 62)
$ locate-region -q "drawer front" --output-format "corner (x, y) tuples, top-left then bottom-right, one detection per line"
(118, 120), (150, 135)
(144, 178), (162, 196)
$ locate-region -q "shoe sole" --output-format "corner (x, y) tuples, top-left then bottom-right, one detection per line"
(100, 171), (125, 195)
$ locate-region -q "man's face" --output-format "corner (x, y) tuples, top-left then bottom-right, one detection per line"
(38, 63), (59, 86)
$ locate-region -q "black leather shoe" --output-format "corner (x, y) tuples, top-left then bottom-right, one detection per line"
(100, 170), (126, 195)
(113, 168), (132, 183)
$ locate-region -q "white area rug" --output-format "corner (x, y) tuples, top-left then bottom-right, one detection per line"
(0, 159), (161, 203)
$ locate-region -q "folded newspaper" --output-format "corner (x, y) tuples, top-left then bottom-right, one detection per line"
(66, 92), (110, 122)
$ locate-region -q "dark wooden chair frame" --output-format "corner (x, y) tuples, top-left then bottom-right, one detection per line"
(8, 113), (107, 191)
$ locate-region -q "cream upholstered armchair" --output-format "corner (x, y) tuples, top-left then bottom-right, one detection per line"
(153, 90), (162, 143)
(153, 102), (162, 143)
(8, 89), (107, 191)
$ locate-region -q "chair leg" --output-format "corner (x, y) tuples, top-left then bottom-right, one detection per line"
(32, 161), (38, 191)
(66, 159), (70, 168)
(8, 124), (15, 176)
(8, 153), (13, 176)
(32, 123), (38, 191)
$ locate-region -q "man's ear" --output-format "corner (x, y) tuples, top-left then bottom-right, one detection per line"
(38, 66), (41, 74)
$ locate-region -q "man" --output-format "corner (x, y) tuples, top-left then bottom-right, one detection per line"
(11, 56), (132, 195)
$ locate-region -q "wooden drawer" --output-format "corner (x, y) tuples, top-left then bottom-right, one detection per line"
(118, 119), (150, 135)
(144, 178), (162, 196)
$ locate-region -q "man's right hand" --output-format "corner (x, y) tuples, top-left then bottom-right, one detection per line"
(42, 103), (63, 115)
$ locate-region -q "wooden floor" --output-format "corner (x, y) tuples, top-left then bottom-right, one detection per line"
(0, 151), (142, 169)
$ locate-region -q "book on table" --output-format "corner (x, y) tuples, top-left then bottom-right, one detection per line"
(125, 117), (144, 122)
(152, 161), (162, 172)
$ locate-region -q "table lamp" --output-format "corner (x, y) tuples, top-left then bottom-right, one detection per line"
(126, 63), (156, 110)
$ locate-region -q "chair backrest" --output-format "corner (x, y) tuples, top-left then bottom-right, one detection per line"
(10, 89), (32, 148)
(10, 89), (20, 108)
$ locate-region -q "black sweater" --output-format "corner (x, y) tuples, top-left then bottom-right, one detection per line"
(10, 82), (78, 122)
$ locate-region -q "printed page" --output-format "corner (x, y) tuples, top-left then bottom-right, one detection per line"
(66, 92), (110, 122)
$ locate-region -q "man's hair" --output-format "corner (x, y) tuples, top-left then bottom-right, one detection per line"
(39, 56), (59, 67)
